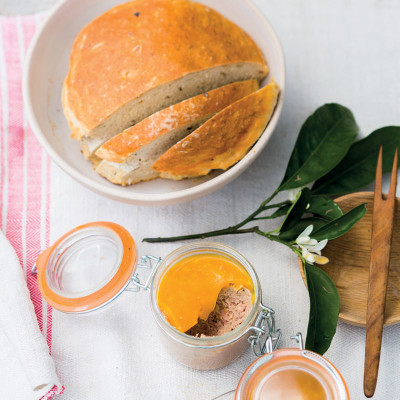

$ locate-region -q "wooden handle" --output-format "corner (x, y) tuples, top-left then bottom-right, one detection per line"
(364, 199), (395, 397)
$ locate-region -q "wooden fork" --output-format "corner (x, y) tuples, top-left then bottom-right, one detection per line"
(364, 146), (398, 397)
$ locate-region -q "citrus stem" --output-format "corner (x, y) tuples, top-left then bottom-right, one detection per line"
(143, 195), (288, 243)
(143, 226), (260, 243)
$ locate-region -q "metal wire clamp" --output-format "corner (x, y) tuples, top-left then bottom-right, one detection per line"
(248, 304), (281, 356)
(125, 255), (162, 292)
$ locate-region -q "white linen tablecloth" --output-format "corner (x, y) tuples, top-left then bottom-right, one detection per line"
(4, 0), (400, 399)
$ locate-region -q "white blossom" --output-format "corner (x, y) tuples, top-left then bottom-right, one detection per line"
(295, 225), (329, 265)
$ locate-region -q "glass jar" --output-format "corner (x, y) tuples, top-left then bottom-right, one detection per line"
(149, 242), (279, 370)
(33, 222), (280, 370)
(235, 333), (350, 399)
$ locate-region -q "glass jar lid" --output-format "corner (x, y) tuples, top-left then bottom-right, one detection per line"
(35, 222), (137, 313)
(235, 334), (349, 400)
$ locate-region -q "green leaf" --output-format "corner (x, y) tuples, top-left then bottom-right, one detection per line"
(312, 126), (400, 195)
(311, 204), (367, 241)
(270, 204), (291, 218)
(308, 195), (343, 220)
(305, 263), (339, 355)
(279, 218), (327, 241)
(279, 104), (359, 191)
(280, 188), (311, 232)
(254, 203), (291, 220)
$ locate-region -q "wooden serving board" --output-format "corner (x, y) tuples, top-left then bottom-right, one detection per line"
(298, 192), (400, 327)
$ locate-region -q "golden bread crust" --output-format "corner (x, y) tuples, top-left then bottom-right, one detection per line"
(63, 0), (267, 137)
(95, 80), (259, 163)
(152, 80), (280, 179)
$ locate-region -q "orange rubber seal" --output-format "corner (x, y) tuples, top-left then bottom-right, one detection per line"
(36, 222), (137, 313)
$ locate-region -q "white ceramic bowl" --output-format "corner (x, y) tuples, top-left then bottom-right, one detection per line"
(23, 0), (285, 206)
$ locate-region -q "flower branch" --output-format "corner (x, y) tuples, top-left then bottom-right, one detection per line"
(144, 103), (399, 355)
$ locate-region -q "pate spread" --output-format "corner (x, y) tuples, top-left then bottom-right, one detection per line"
(186, 285), (252, 337)
(157, 253), (254, 333)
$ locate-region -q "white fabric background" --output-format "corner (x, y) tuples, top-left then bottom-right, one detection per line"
(0, 232), (61, 400)
(12, 0), (400, 399)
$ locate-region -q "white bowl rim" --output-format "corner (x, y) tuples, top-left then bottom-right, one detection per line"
(23, 0), (285, 205)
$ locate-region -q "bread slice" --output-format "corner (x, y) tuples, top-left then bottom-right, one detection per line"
(95, 80), (259, 185)
(62, 0), (268, 159)
(152, 80), (280, 180)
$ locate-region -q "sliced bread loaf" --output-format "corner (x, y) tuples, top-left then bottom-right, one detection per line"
(95, 80), (259, 185)
(152, 80), (280, 180)
(62, 0), (268, 159)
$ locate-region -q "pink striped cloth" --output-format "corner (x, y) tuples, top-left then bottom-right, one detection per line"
(0, 14), (63, 399)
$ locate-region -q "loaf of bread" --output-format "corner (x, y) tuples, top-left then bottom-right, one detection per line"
(94, 80), (259, 185)
(63, 0), (279, 187)
(62, 0), (268, 160)
(152, 80), (279, 179)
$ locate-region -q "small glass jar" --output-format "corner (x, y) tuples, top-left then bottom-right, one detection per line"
(33, 222), (280, 370)
(235, 333), (350, 399)
(150, 242), (277, 370)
